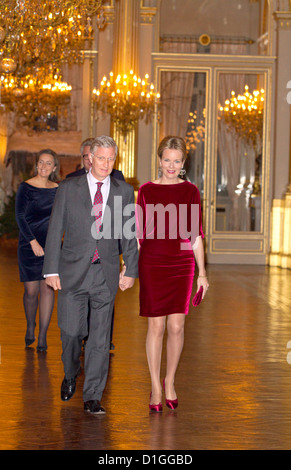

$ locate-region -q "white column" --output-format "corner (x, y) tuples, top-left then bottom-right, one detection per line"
(112, 0), (141, 188)
(273, 12), (291, 198)
(138, 2), (159, 185)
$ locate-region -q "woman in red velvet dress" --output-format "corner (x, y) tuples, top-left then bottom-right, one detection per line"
(136, 136), (209, 412)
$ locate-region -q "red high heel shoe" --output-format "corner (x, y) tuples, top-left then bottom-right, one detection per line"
(163, 379), (178, 410)
(149, 393), (163, 413)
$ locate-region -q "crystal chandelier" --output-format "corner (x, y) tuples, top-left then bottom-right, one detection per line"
(219, 85), (264, 147)
(0, 68), (72, 131)
(0, 0), (104, 76)
(92, 70), (160, 136)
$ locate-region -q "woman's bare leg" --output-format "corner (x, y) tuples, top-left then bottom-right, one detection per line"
(146, 316), (166, 404)
(165, 314), (185, 400)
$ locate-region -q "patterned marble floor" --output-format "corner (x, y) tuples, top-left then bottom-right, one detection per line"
(0, 245), (291, 450)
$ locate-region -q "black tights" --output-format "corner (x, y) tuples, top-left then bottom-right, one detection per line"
(23, 280), (55, 348)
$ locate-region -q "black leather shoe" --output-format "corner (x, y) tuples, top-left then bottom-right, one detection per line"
(25, 337), (35, 348)
(61, 377), (76, 401)
(84, 400), (106, 415)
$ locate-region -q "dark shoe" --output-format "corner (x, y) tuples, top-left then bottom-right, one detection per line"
(25, 337), (35, 348)
(61, 377), (76, 402)
(37, 344), (47, 353)
(110, 342), (115, 350)
(84, 400), (106, 415)
(25, 323), (36, 347)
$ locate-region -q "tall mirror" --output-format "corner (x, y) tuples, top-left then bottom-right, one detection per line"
(159, 70), (207, 196)
(216, 72), (264, 232)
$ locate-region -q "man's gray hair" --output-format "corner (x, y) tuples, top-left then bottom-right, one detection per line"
(90, 136), (118, 158)
(80, 137), (95, 155)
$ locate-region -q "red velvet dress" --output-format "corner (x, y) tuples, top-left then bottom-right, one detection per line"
(136, 181), (204, 317)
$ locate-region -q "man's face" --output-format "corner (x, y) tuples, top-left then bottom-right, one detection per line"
(82, 145), (92, 172)
(89, 146), (116, 181)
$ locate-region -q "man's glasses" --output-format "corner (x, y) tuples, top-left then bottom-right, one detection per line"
(92, 154), (115, 163)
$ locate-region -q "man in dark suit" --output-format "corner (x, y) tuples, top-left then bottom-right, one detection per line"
(43, 136), (139, 415)
(66, 137), (125, 182)
(66, 138), (125, 350)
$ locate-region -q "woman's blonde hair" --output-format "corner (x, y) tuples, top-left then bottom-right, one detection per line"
(157, 136), (187, 162)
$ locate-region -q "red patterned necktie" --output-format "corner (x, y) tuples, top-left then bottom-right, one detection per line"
(92, 182), (103, 263)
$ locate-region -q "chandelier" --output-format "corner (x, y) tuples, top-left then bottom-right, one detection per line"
(0, 0), (104, 76)
(185, 109), (205, 152)
(219, 85), (264, 147)
(92, 70), (160, 136)
(0, 68), (72, 131)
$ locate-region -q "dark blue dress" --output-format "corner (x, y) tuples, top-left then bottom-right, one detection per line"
(15, 182), (58, 282)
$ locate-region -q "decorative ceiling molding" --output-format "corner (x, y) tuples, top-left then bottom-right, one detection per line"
(160, 34), (254, 46)
(140, 6), (158, 24)
(273, 11), (291, 29)
(101, 1), (158, 25)
(102, 3), (115, 24)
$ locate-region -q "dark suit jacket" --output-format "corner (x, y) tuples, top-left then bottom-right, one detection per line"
(43, 175), (139, 299)
(66, 168), (125, 255)
(66, 167), (125, 181)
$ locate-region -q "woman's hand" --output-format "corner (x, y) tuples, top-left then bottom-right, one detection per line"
(197, 275), (209, 299)
(193, 237), (209, 300)
(30, 239), (44, 257)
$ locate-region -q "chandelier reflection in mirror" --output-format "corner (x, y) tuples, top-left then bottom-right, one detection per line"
(92, 70), (160, 136)
(185, 109), (205, 153)
(0, 0), (104, 75)
(219, 85), (265, 198)
(0, 68), (72, 131)
(219, 85), (264, 148)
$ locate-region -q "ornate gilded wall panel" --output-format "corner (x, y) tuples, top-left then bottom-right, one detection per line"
(152, 53), (275, 264)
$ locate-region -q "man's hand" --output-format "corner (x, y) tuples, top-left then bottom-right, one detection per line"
(119, 276), (135, 291)
(45, 275), (62, 291)
(119, 265), (135, 291)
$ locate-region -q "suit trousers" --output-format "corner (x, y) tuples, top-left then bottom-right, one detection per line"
(59, 263), (115, 402)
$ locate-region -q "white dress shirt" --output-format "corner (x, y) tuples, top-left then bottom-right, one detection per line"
(87, 170), (111, 220)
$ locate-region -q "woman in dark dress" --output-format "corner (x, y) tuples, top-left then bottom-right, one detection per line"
(15, 149), (59, 352)
(136, 136), (209, 412)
